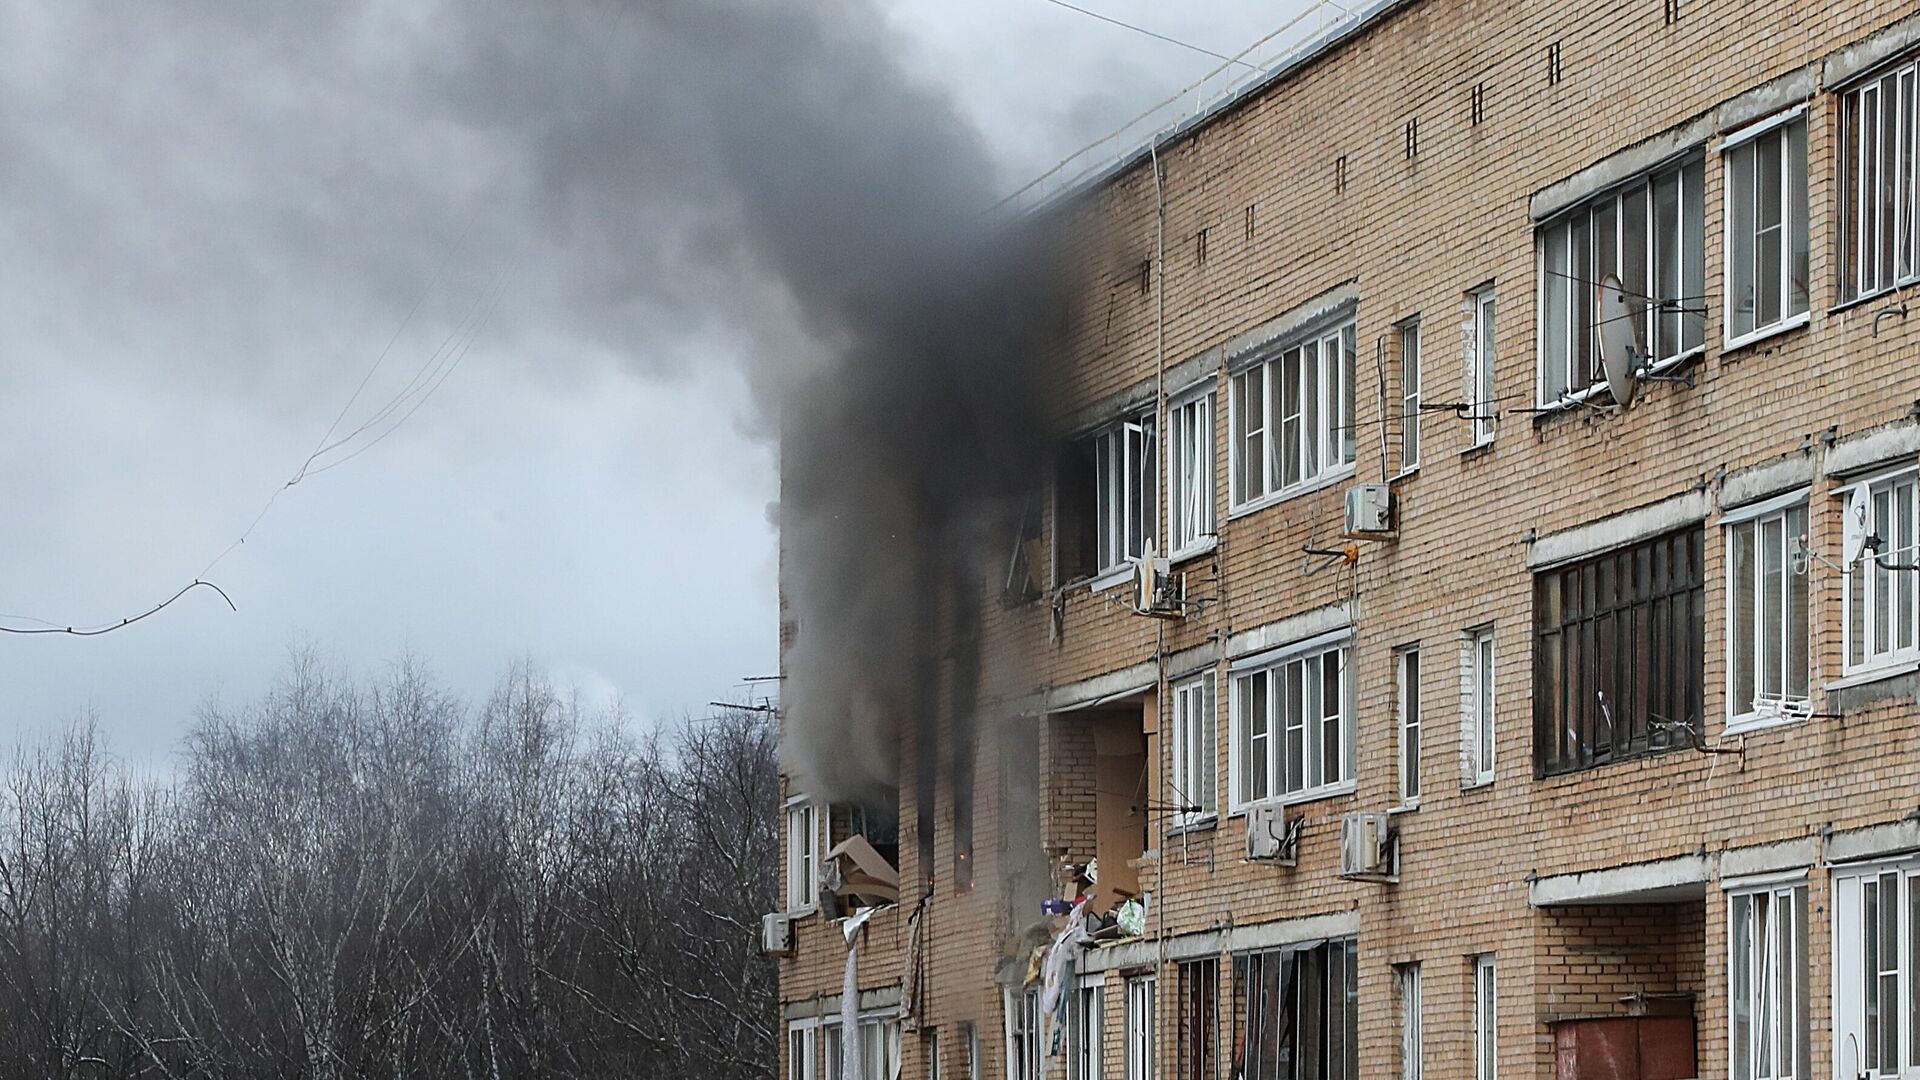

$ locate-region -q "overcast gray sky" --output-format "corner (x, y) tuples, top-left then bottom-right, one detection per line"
(0, 0), (1305, 763)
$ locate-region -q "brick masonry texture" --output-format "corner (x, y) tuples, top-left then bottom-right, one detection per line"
(780, 1), (1920, 1078)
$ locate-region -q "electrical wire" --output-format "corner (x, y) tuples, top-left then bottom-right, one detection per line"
(1036, 0), (1256, 69)
(0, 581), (235, 637)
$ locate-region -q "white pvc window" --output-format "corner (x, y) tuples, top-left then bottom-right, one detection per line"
(1729, 882), (1809, 1080)
(1473, 955), (1497, 1080)
(1170, 673), (1217, 824)
(1841, 61), (1920, 301)
(1398, 647), (1422, 804)
(1169, 389), (1216, 555)
(1230, 321), (1357, 509)
(785, 798), (819, 911)
(1537, 155), (1705, 403)
(1726, 501), (1809, 727)
(1844, 472), (1920, 674)
(789, 1021), (820, 1080)
(824, 1016), (901, 1080)
(1070, 979), (1104, 1080)
(1832, 861), (1920, 1079)
(1462, 629), (1495, 787)
(1726, 117), (1810, 344)
(1399, 320), (1421, 472)
(1126, 975), (1156, 1080)
(1468, 290), (1497, 444)
(1007, 987), (1043, 1080)
(1092, 417), (1157, 573)
(1398, 963), (1423, 1080)
(1230, 640), (1353, 809)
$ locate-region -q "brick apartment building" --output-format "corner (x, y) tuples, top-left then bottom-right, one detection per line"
(774, 1), (1920, 1078)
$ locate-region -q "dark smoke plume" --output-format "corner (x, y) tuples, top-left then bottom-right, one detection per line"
(433, 0), (1068, 802)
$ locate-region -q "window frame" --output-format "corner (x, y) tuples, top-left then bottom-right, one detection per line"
(1398, 319), (1422, 474)
(1233, 939), (1358, 1080)
(789, 1019), (821, 1080)
(1728, 878), (1810, 1080)
(1838, 58), (1920, 304)
(1006, 986), (1043, 1080)
(1534, 152), (1706, 408)
(1468, 288), (1498, 445)
(1178, 957), (1219, 1080)
(1069, 975), (1105, 1080)
(1830, 859), (1920, 1079)
(1091, 415), (1158, 577)
(1723, 111), (1811, 349)
(1227, 632), (1356, 813)
(1532, 528), (1705, 778)
(1169, 672), (1218, 827)
(1723, 492), (1811, 732)
(1168, 385), (1218, 558)
(1125, 974), (1157, 1080)
(1227, 316), (1358, 514)
(1463, 628), (1495, 788)
(1398, 962), (1424, 1080)
(1473, 955), (1497, 1080)
(1398, 646), (1423, 805)
(785, 796), (819, 912)
(824, 1010), (902, 1080)
(1842, 469), (1920, 676)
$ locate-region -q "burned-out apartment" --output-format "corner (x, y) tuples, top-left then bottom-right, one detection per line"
(772, 0), (1920, 1077)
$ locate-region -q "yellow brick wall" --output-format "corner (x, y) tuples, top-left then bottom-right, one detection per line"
(781, 1), (1920, 1078)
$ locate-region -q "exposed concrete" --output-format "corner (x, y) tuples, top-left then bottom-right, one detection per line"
(1718, 68), (1817, 135)
(1827, 817), (1920, 865)
(1225, 603), (1352, 664)
(1218, 284), (1360, 374)
(1163, 349), (1222, 402)
(1823, 421), (1919, 478)
(781, 984), (903, 1021)
(1719, 454), (1814, 511)
(1165, 638), (1223, 681)
(1063, 375), (1158, 437)
(1527, 490), (1710, 570)
(1531, 115), (1715, 221)
(1045, 661), (1158, 712)
(1529, 854), (1712, 906)
(1718, 836), (1819, 882)
(1825, 9), (1920, 85)
(1077, 908), (1360, 973)
(1828, 663), (1920, 712)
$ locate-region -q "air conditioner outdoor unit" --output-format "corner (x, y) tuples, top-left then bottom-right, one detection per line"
(761, 911), (795, 956)
(1245, 804), (1300, 865)
(1339, 811), (1397, 882)
(1131, 542), (1185, 619)
(1344, 483), (1394, 537)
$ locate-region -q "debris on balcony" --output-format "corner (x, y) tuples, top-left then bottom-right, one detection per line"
(822, 833), (900, 910)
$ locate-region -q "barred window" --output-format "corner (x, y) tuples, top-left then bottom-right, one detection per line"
(1533, 528), (1704, 776)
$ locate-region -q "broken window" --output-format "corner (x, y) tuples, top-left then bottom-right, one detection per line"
(1230, 640), (1352, 809)
(1840, 60), (1920, 301)
(1229, 320), (1357, 509)
(1537, 152), (1704, 402)
(1056, 413), (1157, 582)
(1007, 987), (1043, 1080)
(1068, 978), (1104, 1080)
(1532, 528), (1703, 776)
(1730, 882), (1809, 1080)
(1725, 499), (1809, 726)
(1397, 963), (1423, 1080)
(1178, 958), (1219, 1080)
(1168, 387), (1216, 555)
(1233, 940), (1357, 1080)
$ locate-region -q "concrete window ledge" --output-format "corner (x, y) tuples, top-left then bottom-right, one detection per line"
(1528, 854), (1712, 907)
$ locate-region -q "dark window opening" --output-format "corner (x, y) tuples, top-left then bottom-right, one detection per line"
(1180, 957), (1219, 1080)
(1233, 941), (1358, 1080)
(1534, 527), (1704, 776)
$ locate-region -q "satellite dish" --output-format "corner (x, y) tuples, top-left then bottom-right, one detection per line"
(1595, 272), (1641, 407)
(1844, 486), (1872, 566)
